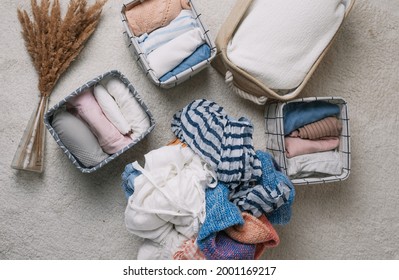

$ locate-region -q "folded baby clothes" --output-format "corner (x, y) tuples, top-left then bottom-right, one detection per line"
(287, 150), (343, 178)
(125, 0), (191, 36)
(159, 43), (211, 82)
(93, 84), (131, 135)
(283, 101), (341, 135)
(105, 78), (150, 139)
(197, 183), (255, 260)
(290, 116), (342, 140)
(227, 0), (346, 90)
(285, 136), (340, 158)
(173, 238), (206, 260)
(171, 99), (262, 190)
(137, 230), (189, 260)
(51, 110), (109, 167)
(231, 151), (295, 225)
(147, 27), (205, 78)
(67, 89), (132, 154)
(138, 9), (198, 55)
(225, 213), (280, 259)
(124, 144), (215, 244)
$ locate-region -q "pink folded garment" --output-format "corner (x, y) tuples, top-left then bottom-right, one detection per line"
(125, 0), (191, 36)
(68, 89), (132, 154)
(285, 136), (340, 158)
(289, 116), (342, 140)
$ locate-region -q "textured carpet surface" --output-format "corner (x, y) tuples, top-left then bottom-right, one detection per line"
(1, 0), (398, 260)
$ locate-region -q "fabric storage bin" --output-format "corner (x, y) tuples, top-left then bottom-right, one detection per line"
(264, 97), (350, 185)
(44, 70), (155, 173)
(212, 0), (355, 105)
(120, 0), (217, 88)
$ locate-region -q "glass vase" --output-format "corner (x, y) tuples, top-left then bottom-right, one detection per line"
(11, 95), (49, 173)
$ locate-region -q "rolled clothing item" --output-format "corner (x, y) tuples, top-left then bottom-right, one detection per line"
(147, 27), (205, 78)
(159, 43), (211, 82)
(285, 136), (340, 158)
(51, 110), (109, 167)
(125, 0), (191, 36)
(283, 101), (341, 135)
(286, 150), (343, 178)
(93, 84), (131, 135)
(225, 213), (280, 260)
(67, 89), (133, 154)
(290, 116), (342, 140)
(105, 78), (150, 139)
(226, 0), (345, 90)
(138, 9), (198, 55)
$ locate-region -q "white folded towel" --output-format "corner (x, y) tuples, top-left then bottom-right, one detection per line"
(105, 78), (151, 139)
(93, 84), (131, 135)
(227, 0), (346, 90)
(286, 150), (343, 178)
(147, 27), (205, 78)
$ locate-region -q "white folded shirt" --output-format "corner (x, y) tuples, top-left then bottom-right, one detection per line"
(286, 150), (343, 178)
(227, 0), (346, 90)
(147, 27), (205, 78)
(138, 9), (198, 55)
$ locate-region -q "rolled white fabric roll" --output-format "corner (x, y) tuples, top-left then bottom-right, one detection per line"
(105, 78), (150, 139)
(93, 84), (131, 135)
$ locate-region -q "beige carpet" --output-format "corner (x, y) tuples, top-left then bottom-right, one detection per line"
(1, 0), (398, 259)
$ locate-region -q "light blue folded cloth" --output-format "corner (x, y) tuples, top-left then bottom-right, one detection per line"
(283, 101), (340, 135)
(138, 10), (198, 55)
(159, 44), (211, 82)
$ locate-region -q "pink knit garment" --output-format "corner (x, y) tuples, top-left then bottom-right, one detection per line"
(285, 136), (340, 158)
(67, 89), (132, 154)
(225, 213), (280, 259)
(289, 116), (342, 139)
(125, 0), (191, 36)
(173, 238), (206, 260)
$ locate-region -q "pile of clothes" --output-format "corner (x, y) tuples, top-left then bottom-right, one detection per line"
(283, 100), (343, 178)
(51, 77), (150, 167)
(125, 0), (211, 82)
(121, 99), (295, 260)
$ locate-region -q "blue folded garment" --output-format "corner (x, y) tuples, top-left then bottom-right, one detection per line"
(283, 101), (341, 135)
(159, 44), (211, 82)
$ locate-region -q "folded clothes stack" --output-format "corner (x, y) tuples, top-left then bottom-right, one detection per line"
(283, 101), (343, 179)
(51, 77), (150, 168)
(121, 99), (294, 260)
(125, 0), (211, 82)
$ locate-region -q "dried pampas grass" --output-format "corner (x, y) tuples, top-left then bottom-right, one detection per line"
(12, 0), (107, 173)
(18, 0), (107, 96)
